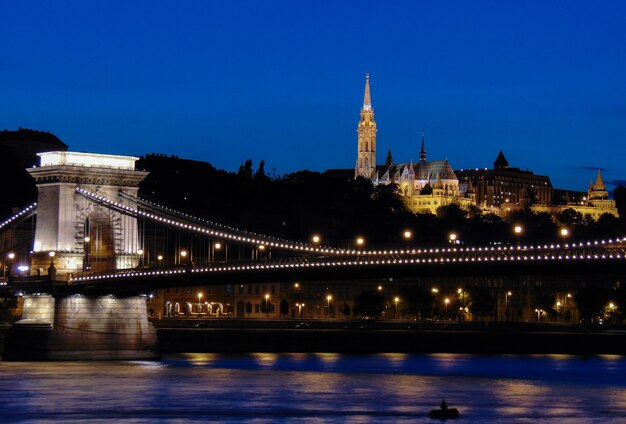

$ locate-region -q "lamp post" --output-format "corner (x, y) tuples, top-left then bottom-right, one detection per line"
(394, 296), (400, 319)
(157, 254), (164, 266)
(535, 308), (542, 323)
(198, 292), (203, 313)
(444, 298), (450, 319)
(296, 302), (305, 319)
(212, 241), (222, 262)
(311, 234), (321, 245)
(403, 230), (412, 250)
(326, 295), (333, 318)
(514, 225), (523, 247)
(83, 236), (91, 271)
(265, 294), (270, 318)
(559, 227), (569, 246)
(505, 291), (512, 321)
(137, 249), (144, 267)
(355, 237), (365, 248)
(449, 232), (457, 245)
(180, 250), (187, 266)
(7, 253), (15, 282)
(556, 301), (562, 322)
(48, 251), (56, 281)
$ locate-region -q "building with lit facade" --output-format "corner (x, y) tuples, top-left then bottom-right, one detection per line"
(352, 75), (617, 220)
(354, 74), (475, 214)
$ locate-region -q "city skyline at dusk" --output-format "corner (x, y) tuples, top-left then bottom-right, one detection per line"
(2, 1), (625, 192)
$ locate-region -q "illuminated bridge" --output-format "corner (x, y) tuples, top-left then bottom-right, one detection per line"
(3, 186), (625, 295)
(1, 150), (625, 360)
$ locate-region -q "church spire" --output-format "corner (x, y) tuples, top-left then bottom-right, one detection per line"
(363, 73), (372, 110)
(385, 147), (393, 167)
(355, 73), (377, 179)
(419, 129), (427, 162)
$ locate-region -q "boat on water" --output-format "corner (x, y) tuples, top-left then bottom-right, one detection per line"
(429, 400), (459, 419)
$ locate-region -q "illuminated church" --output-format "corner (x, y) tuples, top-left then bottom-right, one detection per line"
(353, 74), (617, 219)
(354, 74), (475, 214)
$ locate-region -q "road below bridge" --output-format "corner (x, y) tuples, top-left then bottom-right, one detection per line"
(156, 319), (626, 356)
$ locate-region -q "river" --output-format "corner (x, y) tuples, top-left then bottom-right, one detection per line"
(1, 353), (625, 423)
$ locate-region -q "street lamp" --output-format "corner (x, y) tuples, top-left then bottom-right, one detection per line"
(355, 237), (365, 247)
(214, 242), (222, 262)
(505, 291), (512, 321)
(265, 294), (270, 318)
(137, 249), (144, 267)
(180, 250), (187, 265)
(198, 292), (203, 312)
(296, 302), (305, 318)
(514, 225), (523, 247)
(377, 285), (383, 291)
(444, 298), (450, 319)
(535, 308), (543, 322)
(326, 294), (332, 318)
(157, 254), (164, 266)
(7, 253), (15, 281)
(403, 230), (412, 240)
(311, 234), (321, 245)
(394, 296), (400, 319)
(449, 232), (457, 245)
(83, 236), (91, 271)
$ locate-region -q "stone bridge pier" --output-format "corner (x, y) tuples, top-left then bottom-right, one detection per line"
(3, 294), (158, 360)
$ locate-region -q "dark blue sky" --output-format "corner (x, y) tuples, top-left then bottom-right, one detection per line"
(2, 1), (625, 191)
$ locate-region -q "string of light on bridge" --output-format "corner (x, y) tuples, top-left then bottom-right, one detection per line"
(76, 187), (351, 255)
(75, 187), (626, 259)
(68, 239), (626, 283)
(0, 203), (37, 231)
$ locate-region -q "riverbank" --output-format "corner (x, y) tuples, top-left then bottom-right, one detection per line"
(157, 319), (626, 355)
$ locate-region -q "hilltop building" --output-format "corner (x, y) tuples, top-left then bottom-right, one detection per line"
(353, 74), (474, 214)
(531, 169), (618, 220)
(455, 151), (553, 212)
(349, 75), (617, 220)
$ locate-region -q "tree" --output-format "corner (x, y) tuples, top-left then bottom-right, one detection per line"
(575, 286), (610, 321)
(536, 292), (558, 318)
(467, 286), (495, 319)
(280, 299), (289, 317)
(353, 290), (385, 318)
(0, 297), (18, 322)
(614, 185), (626, 218)
(557, 208), (583, 226)
(436, 203), (467, 223)
(341, 302), (351, 317)
(399, 285), (435, 319)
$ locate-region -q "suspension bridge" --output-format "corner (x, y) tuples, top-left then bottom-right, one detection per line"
(1, 150), (625, 360)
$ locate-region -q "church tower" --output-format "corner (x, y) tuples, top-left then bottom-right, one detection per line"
(355, 73), (377, 179)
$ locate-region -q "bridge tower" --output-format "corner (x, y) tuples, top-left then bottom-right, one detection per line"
(27, 151), (148, 278)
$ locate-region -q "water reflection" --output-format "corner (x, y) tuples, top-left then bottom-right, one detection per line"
(0, 354), (625, 423)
